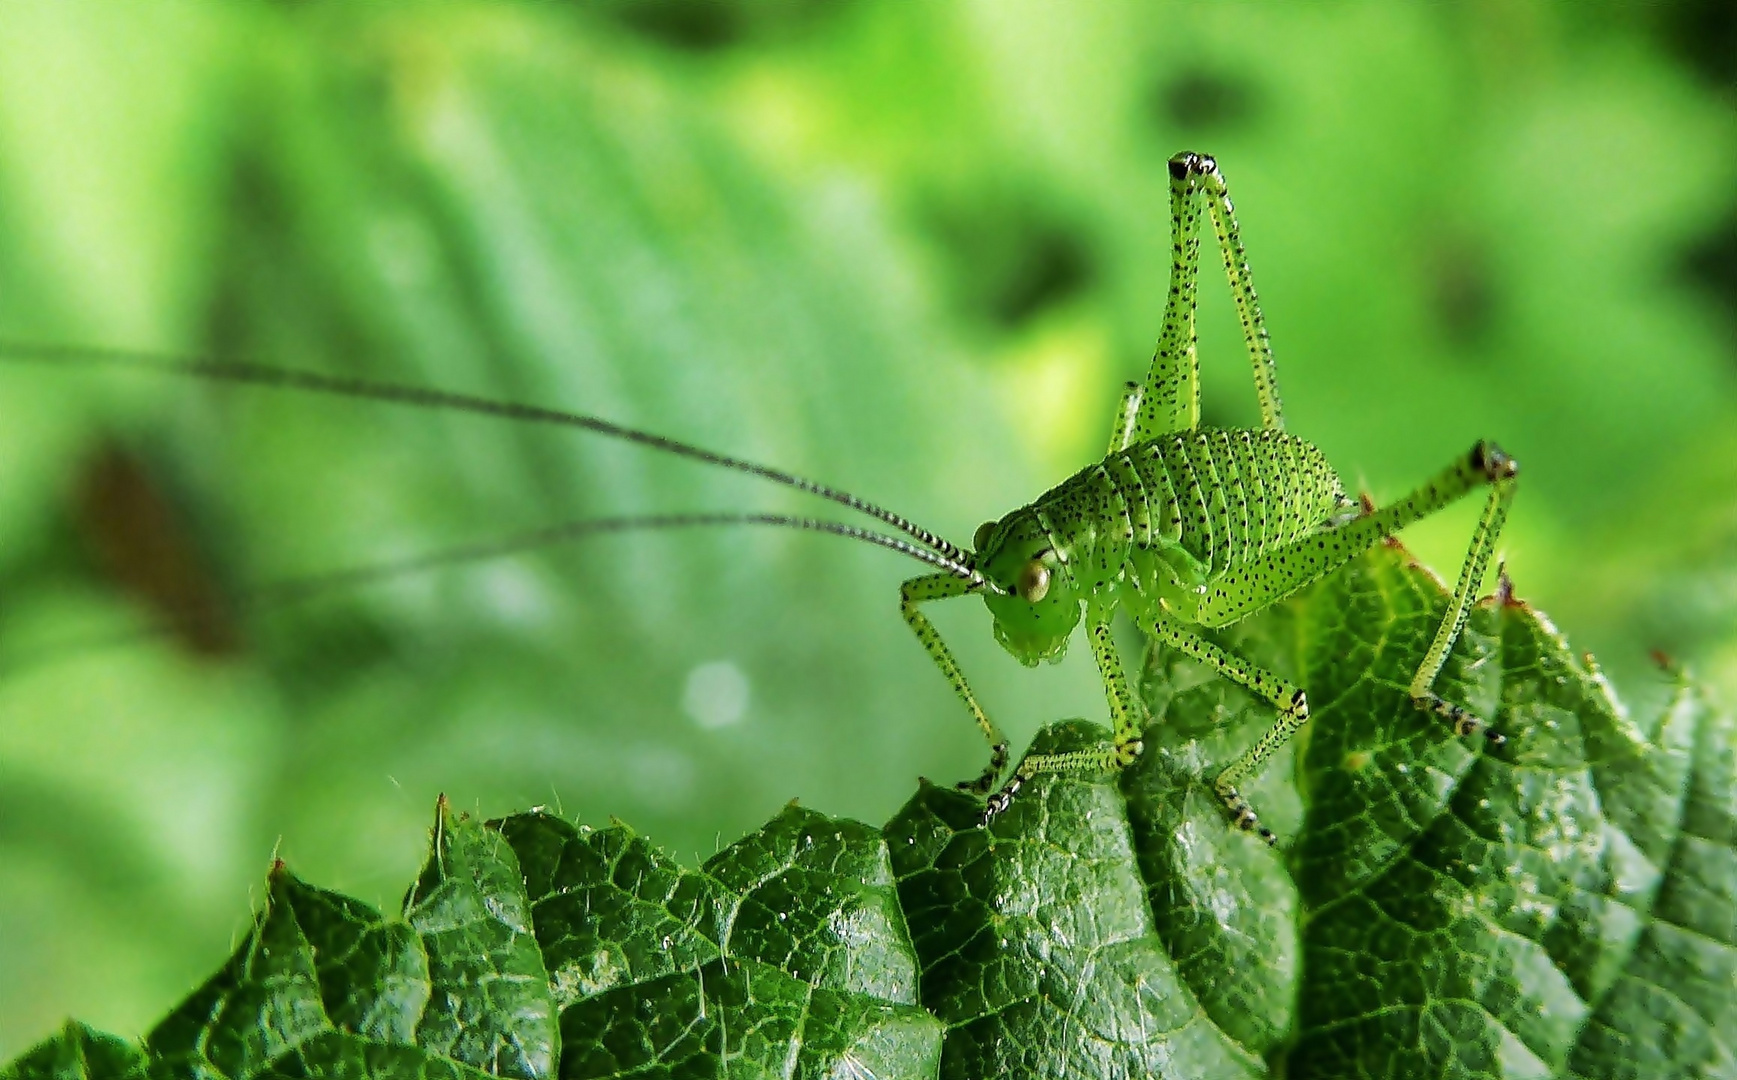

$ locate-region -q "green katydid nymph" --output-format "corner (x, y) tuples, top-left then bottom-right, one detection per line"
(935, 153), (1519, 839)
(0, 151), (1517, 843)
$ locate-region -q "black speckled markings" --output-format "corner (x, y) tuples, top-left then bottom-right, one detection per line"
(1028, 427), (1345, 595)
(924, 151), (1521, 844)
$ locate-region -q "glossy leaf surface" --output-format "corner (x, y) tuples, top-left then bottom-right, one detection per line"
(7, 547), (1730, 1079)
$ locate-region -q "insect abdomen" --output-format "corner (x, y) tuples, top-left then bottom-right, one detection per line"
(1137, 428), (1345, 575)
(1034, 427), (1346, 586)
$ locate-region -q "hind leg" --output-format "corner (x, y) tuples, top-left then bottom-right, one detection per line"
(1120, 151), (1286, 446)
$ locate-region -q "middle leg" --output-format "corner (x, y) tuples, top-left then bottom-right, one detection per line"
(984, 601), (1146, 821)
(1139, 607), (1307, 844)
(1143, 443), (1518, 840)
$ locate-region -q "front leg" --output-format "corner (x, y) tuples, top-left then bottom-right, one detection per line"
(900, 573), (1008, 794)
(984, 602), (1146, 821)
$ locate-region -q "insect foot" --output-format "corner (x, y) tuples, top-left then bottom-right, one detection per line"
(1215, 784), (1277, 847)
(981, 771), (1027, 826)
(1414, 693), (1507, 747)
(957, 741), (1011, 797)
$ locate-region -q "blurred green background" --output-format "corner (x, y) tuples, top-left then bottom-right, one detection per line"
(0, 0), (1732, 1054)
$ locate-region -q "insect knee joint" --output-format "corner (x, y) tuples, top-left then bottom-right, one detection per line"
(1469, 441), (1519, 481)
(1167, 150), (1215, 182)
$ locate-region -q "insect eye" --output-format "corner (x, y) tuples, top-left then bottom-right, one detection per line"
(973, 520), (996, 552)
(1017, 559), (1051, 603)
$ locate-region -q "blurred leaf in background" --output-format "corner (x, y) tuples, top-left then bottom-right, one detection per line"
(0, 0), (1731, 1054)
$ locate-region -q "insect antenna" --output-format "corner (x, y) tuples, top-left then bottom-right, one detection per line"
(0, 340), (973, 566)
(0, 512), (988, 679)
(239, 512), (988, 596)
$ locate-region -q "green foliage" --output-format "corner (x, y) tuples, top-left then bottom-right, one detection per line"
(7, 546), (1731, 1079)
(1, 0), (1733, 1057)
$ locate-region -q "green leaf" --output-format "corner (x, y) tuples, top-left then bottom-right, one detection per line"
(5, 548), (1734, 1078)
(144, 871), (330, 1080)
(493, 813), (727, 1010)
(271, 869), (431, 1046)
(263, 1032), (499, 1080)
(498, 804), (942, 1078)
(887, 738), (1266, 1079)
(404, 801), (557, 1080)
(0, 1022), (146, 1080)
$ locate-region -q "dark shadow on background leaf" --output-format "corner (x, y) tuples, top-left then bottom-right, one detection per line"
(1152, 69), (1262, 133)
(1678, 207), (1737, 353)
(1654, 0), (1737, 89)
(922, 189), (1097, 331)
(588, 0), (848, 53)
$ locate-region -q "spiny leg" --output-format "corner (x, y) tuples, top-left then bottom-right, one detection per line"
(1127, 153), (1209, 441)
(1191, 155), (1284, 431)
(900, 573), (1007, 794)
(1186, 441), (1518, 747)
(1408, 451), (1518, 739)
(1141, 608), (1304, 844)
(1194, 442), (1518, 630)
(984, 603), (1145, 822)
(1125, 151), (1287, 446)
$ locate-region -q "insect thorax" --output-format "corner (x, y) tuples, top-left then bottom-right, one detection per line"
(1031, 426), (1348, 597)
